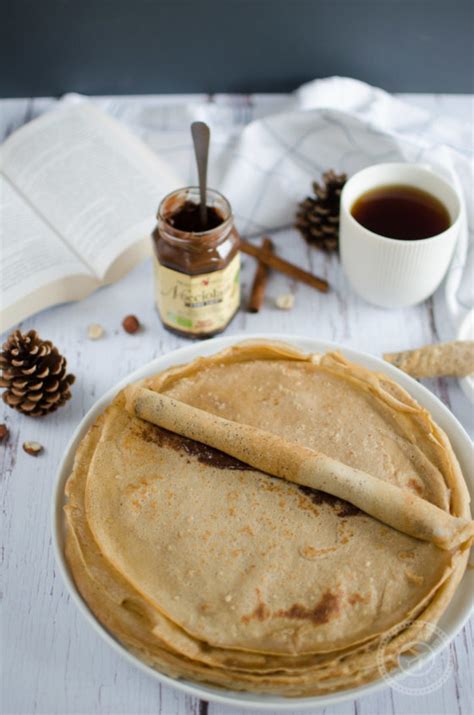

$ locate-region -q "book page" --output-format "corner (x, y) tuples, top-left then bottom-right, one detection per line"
(0, 175), (96, 332)
(1, 103), (180, 279)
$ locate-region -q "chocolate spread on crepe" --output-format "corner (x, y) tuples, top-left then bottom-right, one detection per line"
(64, 341), (472, 696)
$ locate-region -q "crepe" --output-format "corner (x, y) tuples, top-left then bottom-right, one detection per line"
(384, 341), (474, 378)
(124, 387), (473, 550)
(64, 341), (472, 696)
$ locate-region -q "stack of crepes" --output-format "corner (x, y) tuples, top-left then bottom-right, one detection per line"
(64, 341), (473, 697)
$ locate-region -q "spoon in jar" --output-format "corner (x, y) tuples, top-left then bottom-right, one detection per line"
(191, 121), (210, 230)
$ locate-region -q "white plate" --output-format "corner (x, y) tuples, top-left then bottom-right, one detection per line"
(52, 334), (474, 711)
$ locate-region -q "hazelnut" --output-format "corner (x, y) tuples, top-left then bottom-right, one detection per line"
(23, 441), (44, 456)
(0, 424), (9, 443)
(122, 315), (141, 334)
(275, 293), (295, 310)
(87, 323), (105, 340)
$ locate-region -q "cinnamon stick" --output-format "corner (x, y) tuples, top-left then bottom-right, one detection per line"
(248, 237), (274, 313)
(240, 239), (329, 293)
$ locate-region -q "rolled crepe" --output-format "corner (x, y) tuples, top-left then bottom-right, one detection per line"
(384, 341), (474, 378)
(125, 385), (474, 551)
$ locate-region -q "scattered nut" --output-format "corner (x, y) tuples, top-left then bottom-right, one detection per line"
(23, 441), (44, 456)
(122, 315), (141, 334)
(275, 293), (295, 310)
(0, 424), (9, 443)
(87, 323), (105, 340)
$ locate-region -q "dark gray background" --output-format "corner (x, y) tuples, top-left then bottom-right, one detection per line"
(2, 0), (473, 98)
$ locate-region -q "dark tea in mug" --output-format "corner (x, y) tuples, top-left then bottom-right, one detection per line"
(351, 184), (451, 241)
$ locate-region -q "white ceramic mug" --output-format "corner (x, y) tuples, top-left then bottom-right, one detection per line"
(339, 163), (461, 308)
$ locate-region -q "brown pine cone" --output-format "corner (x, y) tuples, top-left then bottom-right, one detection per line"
(0, 330), (75, 417)
(296, 170), (347, 252)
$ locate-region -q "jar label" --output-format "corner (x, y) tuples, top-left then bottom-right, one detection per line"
(154, 254), (240, 334)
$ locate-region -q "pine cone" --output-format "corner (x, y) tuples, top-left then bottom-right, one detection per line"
(295, 170), (347, 252)
(0, 330), (75, 417)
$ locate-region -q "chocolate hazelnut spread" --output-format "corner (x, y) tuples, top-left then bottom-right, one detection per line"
(139, 423), (252, 470)
(167, 201), (224, 233)
(152, 187), (241, 338)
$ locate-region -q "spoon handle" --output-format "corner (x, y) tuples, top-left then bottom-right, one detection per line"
(191, 122), (210, 229)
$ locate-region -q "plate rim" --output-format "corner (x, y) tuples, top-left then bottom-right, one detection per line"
(51, 333), (474, 711)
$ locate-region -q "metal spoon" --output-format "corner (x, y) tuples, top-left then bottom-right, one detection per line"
(191, 121), (210, 230)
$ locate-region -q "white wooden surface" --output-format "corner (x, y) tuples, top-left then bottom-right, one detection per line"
(1, 94), (473, 715)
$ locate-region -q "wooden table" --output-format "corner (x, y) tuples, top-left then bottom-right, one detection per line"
(1, 93), (472, 715)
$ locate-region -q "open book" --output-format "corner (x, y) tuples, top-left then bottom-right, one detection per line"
(0, 102), (179, 333)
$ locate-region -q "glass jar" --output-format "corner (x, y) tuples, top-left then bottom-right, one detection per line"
(152, 187), (240, 338)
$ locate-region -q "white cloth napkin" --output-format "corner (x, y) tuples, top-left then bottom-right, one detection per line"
(294, 78), (473, 340)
